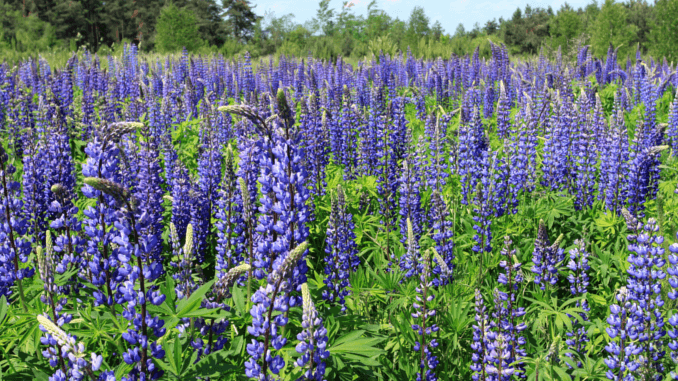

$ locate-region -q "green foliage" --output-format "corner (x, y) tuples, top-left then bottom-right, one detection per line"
(3, 64), (678, 381)
(222, 0), (260, 43)
(0, 4), (57, 53)
(155, 3), (204, 53)
(501, 5), (553, 55)
(548, 4), (584, 54)
(590, 0), (638, 58)
(651, 0), (678, 61)
(406, 6), (430, 43)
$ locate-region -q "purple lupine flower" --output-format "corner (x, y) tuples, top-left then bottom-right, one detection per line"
(471, 289), (490, 381)
(565, 239), (590, 368)
(83, 177), (166, 381)
(496, 82), (510, 139)
(44, 114), (76, 210)
(668, 89), (678, 154)
(22, 134), (49, 243)
(302, 94), (329, 197)
(49, 183), (86, 282)
(36, 231), (71, 375)
(493, 236), (526, 378)
(604, 287), (641, 380)
(426, 113), (450, 192)
(37, 314), (106, 380)
(391, 97), (410, 164)
(0, 143), (34, 302)
(339, 86), (359, 180)
(485, 329), (514, 380)
(542, 94), (573, 192)
(508, 108), (536, 200)
(624, 114), (663, 218)
(428, 191), (454, 285)
(194, 127), (222, 263)
(359, 91), (380, 178)
(624, 214), (666, 378)
(374, 105), (400, 260)
(491, 156), (510, 217)
(457, 106), (487, 206)
(531, 220), (564, 290)
(573, 113), (597, 211)
(237, 135), (260, 215)
(246, 242), (307, 380)
(81, 123), (138, 307)
(169, 160), (192, 243)
(215, 145), (245, 277)
(398, 158), (423, 249)
(295, 283), (330, 380)
(600, 99), (630, 212)
(471, 152), (493, 258)
(224, 90), (310, 299)
(322, 185), (359, 311)
(411, 247), (442, 381)
(667, 232), (678, 378)
(133, 138), (165, 265)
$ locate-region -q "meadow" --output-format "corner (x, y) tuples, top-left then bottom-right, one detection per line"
(1, 43), (678, 381)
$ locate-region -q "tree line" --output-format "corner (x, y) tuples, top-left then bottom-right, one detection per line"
(1, 0), (677, 61)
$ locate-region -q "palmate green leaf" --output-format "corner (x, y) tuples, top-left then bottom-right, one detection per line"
(525, 296), (585, 333)
(153, 279), (216, 329)
(330, 330), (385, 362)
(30, 368), (49, 381)
(185, 350), (237, 378)
(16, 316), (40, 355)
(157, 334), (199, 379)
(571, 355), (607, 380)
(114, 362), (134, 380)
(587, 293), (607, 307)
(552, 364), (573, 380)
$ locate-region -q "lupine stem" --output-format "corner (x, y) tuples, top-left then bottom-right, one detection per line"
(0, 158), (27, 312)
(260, 277), (284, 377)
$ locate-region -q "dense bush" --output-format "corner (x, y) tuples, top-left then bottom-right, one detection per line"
(154, 4), (203, 53)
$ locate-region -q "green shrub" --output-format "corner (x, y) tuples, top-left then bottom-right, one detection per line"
(155, 3), (204, 53)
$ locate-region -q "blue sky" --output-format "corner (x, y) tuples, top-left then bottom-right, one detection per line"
(252, 0), (597, 34)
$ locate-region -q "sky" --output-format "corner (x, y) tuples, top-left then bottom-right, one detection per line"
(252, 0), (597, 34)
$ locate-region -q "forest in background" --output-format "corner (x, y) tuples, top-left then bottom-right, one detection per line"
(1, 0), (678, 63)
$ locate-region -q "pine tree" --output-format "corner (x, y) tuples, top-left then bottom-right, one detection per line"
(221, 0), (260, 42)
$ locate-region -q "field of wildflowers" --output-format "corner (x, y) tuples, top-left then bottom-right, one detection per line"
(1, 44), (678, 380)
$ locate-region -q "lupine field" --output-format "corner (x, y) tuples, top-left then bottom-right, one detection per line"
(2, 43), (678, 381)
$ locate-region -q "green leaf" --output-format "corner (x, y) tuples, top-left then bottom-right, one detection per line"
(176, 280), (215, 318)
(330, 333), (384, 359)
(232, 285), (246, 316)
(185, 351), (237, 378)
(0, 296), (7, 325)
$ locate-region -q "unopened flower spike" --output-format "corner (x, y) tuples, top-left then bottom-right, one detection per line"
(83, 177), (136, 210)
(215, 263), (251, 300)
